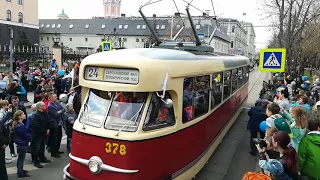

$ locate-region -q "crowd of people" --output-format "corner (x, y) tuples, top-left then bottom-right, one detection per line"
(0, 59), (81, 179)
(244, 72), (320, 180)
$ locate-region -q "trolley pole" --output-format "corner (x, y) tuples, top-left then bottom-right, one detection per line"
(9, 28), (14, 72)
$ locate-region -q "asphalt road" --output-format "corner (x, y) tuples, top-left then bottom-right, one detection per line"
(5, 68), (270, 180)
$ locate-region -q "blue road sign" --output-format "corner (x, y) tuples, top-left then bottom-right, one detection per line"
(102, 41), (112, 51)
(259, 48), (286, 72)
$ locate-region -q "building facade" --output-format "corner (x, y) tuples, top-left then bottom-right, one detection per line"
(241, 22), (256, 60)
(0, 0), (39, 48)
(104, 0), (121, 19)
(218, 18), (249, 57)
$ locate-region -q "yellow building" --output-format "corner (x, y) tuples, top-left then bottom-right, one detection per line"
(0, 0), (39, 48)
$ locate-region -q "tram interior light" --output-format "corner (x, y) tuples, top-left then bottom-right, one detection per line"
(88, 160), (100, 173)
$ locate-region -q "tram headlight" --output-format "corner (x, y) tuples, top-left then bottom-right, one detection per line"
(88, 160), (100, 173)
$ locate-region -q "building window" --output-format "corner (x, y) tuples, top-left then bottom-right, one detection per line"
(51, 24), (56, 28)
(18, 0), (22, 5)
(6, 0), (11, 2)
(18, 12), (23, 23)
(69, 24), (73, 29)
(57, 24), (61, 28)
(142, 25), (146, 29)
(6, 10), (11, 21)
(101, 24), (106, 29)
(196, 24), (201, 30)
(119, 24), (123, 29)
(161, 25), (166, 29)
(182, 75), (210, 123)
(231, 41), (234, 48)
(143, 92), (175, 131)
(156, 25), (160, 29)
(46, 24), (50, 28)
(136, 38), (139, 42)
(124, 25), (128, 29)
(85, 24), (89, 29)
(137, 25), (141, 29)
(232, 26), (235, 33)
(85, 38), (88, 42)
(41, 37), (43, 41)
(40, 24), (44, 28)
(47, 37), (49, 41)
(70, 38), (72, 41)
(142, 39), (145, 42)
(211, 73), (223, 109)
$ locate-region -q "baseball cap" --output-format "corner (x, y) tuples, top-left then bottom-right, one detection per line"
(256, 98), (264, 104)
(259, 159), (284, 176)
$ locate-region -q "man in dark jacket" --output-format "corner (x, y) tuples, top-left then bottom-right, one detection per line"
(47, 93), (65, 158)
(11, 96), (27, 123)
(31, 101), (51, 168)
(247, 98), (267, 156)
(0, 121), (9, 180)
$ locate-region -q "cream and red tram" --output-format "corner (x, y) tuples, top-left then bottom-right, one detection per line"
(63, 48), (250, 180)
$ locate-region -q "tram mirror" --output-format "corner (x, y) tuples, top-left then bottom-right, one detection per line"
(164, 99), (173, 108)
(59, 94), (68, 103)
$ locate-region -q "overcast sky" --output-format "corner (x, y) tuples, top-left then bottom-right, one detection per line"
(38, 0), (272, 50)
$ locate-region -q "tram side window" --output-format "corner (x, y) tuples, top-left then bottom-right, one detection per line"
(238, 67), (243, 88)
(231, 69), (238, 93)
(183, 76), (210, 123)
(243, 66), (249, 83)
(143, 92), (175, 131)
(223, 71), (231, 100)
(211, 73), (223, 109)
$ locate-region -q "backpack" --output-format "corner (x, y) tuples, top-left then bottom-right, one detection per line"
(242, 172), (271, 180)
(271, 115), (293, 138)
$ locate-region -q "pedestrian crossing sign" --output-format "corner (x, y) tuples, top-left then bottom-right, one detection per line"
(259, 48), (286, 72)
(102, 41), (112, 51)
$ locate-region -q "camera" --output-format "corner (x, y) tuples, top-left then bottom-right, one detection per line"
(253, 138), (267, 149)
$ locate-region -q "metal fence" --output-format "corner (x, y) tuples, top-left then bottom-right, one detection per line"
(0, 45), (53, 73)
(62, 51), (92, 71)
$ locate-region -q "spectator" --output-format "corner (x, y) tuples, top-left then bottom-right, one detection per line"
(11, 96), (27, 123)
(274, 88), (290, 111)
(12, 110), (31, 178)
(291, 96), (311, 112)
(47, 93), (65, 158)
(266, 103), (293, 137)
(3, 71), (14, 85)
(0, 117), (8, 180)
(63, 103), (77, 153)
(298, 111), (320, 180)
(259, 159), (292, 180)
(31, 102), (51, 168)
(247, 98), (267, 156)
(0, 100), (14, 160)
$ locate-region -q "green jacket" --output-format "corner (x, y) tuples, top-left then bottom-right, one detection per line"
(298, 132), (320, 179)
(282, 110), (306, 152)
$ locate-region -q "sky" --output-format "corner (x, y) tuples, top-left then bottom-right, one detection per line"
(38, 0), (273, 50)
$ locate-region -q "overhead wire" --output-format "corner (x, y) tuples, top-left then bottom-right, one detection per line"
(172, 0), (185, 26)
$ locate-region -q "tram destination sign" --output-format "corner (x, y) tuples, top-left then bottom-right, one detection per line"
(104, 68), (139, 84)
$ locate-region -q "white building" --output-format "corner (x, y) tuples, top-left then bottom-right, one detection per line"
(39, 15), (231, 54)
(104, 0), (121, 19)
(241, 22), (256, 60)
(218, 18), (249, 57)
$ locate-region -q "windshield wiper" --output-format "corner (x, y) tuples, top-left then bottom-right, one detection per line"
(114, 100), (146, 136)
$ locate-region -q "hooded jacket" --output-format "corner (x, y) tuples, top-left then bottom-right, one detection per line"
(298, 131), (320, 179)
(247, 105), (267, 131)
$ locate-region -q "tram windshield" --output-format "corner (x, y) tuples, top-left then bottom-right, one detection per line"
(79, 89), (148, 132)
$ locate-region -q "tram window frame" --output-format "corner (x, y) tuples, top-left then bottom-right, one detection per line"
(182, 75), (210, 123)
(231, 69), (238, 94)
(211, 72), (223, 110)
(243, 66), (249, 83)
(143, 91), (175, 131)
(238, 67), (244, 88)
(223, 70), (231, 100)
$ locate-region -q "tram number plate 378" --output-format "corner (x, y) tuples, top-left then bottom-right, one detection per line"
(85, 67), (99, 80)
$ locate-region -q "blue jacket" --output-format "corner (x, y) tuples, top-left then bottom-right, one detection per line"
(26, 113), (35, 135)
(247, 106), (267, 131)
(20, 86), (27, 95)
(48, 102), (65, 128)
(14, 123), (32, 146)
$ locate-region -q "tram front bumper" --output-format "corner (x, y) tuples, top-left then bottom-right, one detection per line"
(63, 163), (78, 180)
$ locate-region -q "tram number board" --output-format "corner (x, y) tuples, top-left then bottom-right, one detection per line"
(85, 67), (99, 80)
(104, 68), (139, 84)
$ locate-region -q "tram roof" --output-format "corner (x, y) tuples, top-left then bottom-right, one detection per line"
(79, 48), (250, 91)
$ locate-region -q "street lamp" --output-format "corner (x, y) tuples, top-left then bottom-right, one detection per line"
(53, 34), (60, 47)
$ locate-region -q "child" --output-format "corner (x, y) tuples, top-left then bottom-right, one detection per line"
(63, 103), (77, 153)
(12, 110), (31, 178)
